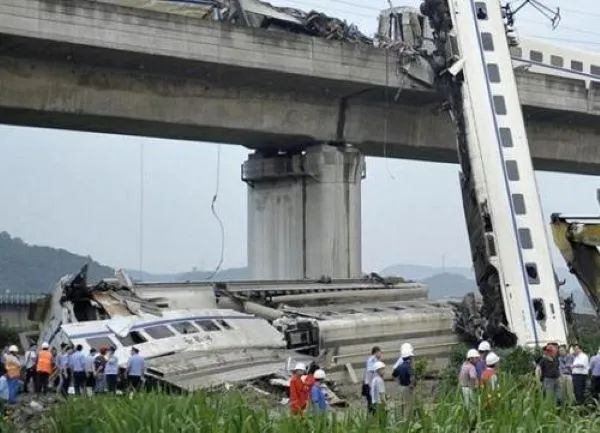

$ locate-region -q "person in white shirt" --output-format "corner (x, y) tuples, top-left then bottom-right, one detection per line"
(104, 347), (119, 394)
(362, 346), (382, 413)
(23, 344), (37, 393)
(370, 361), (386, 415)
(571, 344), (589, 405)
(85, 348), (97, 396)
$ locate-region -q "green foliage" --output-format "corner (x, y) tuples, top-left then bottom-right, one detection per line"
(412, 358), (429, 382)
(438, 342), (469, 390)
(496, 346), (539, 376)
(0, 231), (114, 294)
(34, 375), (600, 433)
(0, 321), (19, 350)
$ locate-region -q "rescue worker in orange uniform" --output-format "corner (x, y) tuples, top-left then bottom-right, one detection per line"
(36, 342), (54, 394)
(4, 345), (21, 404)
(289, 362), (308, 415)
(481, 352), (500, 390)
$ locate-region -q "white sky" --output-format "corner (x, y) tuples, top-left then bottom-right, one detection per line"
(0, 0), (599, 274)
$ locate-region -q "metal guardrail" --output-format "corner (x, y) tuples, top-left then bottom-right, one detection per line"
(0, 293), (46, 305)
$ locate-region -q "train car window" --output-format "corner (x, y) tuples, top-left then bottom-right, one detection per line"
(475, 2), (488, 19)
(216, 319), (233, 330)
(550, 55), (563, 67)
(493, 95), (507, 115)
(481, 33), (494, 51)
(510, 47), (522, 58)
(518, 228), (533, 249)
(172, 321), (199, 335)
(115, 331), (147, 347)
(591, 65), (600, 76)
(195, 320), (220, 332)
(512, 194), (527, 215)
(499, 128), (513, 147)
(525, 263), (540, 284)
(86, 336), (115, 351)
(505, 160), (520, 181)
(144, 325), (174, 339)
(486, 234), (497, 256)
(487, 64), (501, 82)
(570, 60), (583, 71)
(530, 50), (543, 62)
(571, 61), (583, 72)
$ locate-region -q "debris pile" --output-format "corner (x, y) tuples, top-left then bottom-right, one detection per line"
(3, 393), (60, 433)
(150, 0), (373, 43)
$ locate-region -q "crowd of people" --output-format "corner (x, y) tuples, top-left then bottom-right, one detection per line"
(0, 342), (146, 408)
(4, 338), (600, 415)
(536, 343), (600, 405)
(288, 339), (600, 417)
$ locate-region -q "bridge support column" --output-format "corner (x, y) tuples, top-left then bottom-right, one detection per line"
(243, 144), (364, 280)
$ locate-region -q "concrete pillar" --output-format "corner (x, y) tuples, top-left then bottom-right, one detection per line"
(243, 144), (364, 280)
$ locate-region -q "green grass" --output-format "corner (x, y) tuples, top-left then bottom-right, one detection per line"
(8, 374), (597, 433)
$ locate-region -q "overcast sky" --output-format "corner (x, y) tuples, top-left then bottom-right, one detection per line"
(0, 0), (599, 275)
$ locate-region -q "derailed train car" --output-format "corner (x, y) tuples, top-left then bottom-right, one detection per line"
(29, 266), (459, 389)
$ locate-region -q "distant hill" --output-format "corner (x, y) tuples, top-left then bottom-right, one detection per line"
(381, 263), (594, 313)
(0, 231), (248, 293)
(0, 230), (595, 314)
(0, 231), (114, 293)
(421, 272), (477, 299)
(127, 267), (249, 283)
(381, 263), (474, 280)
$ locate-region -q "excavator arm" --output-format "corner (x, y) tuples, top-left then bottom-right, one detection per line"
(551, 206), (600, 315)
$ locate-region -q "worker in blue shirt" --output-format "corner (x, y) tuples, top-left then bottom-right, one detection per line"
(60, 345), (74, 397)
(475, 341), (491, 379)
(0, 373), (9, 411)
(310, 369), (328, 413)
(392, 343), (415, 418)
(71, 345), (87, 396)
(126, 347), (145, 392)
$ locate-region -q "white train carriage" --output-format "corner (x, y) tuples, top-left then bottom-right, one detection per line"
(57, 309), (286, 368)
(513, 37), (600, 87)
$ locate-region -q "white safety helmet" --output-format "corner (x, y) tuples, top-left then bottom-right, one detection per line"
(313, 369), (326, 380)
(8, 345), (18, 353)
(293, 362), (307, 372)
(478, 341), (491, 352)
(41, 342), (50, 349)
(486, 352), (500, 366)
(373, 361), (386, 371)
(400, 343), (415, 358)
(467, 349), (480, 359)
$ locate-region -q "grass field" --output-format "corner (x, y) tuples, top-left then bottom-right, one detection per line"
(3, 373), (597, 433)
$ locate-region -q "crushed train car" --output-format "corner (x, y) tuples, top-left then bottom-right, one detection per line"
(29, 265), (459, 390)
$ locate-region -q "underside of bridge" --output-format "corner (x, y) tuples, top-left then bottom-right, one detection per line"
(1, 0), (599, 280)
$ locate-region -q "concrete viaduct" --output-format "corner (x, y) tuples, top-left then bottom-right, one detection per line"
(0, 0), (598, 280)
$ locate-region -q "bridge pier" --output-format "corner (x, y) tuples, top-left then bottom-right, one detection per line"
(243, 144), (364, 280)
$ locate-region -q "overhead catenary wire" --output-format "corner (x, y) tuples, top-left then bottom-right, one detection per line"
(521, 35), (600, 46)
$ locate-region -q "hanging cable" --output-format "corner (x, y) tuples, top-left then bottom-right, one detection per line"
(138, 141), (145, 282)
(383, 47), (397, 180)
(206, 144), (225, 280)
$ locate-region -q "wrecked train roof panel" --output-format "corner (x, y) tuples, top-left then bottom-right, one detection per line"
(61, 308), (261, 337)
(286, 300), (456, 319)
(145, 348), (309, 391)
(239, 0), (303, 24)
